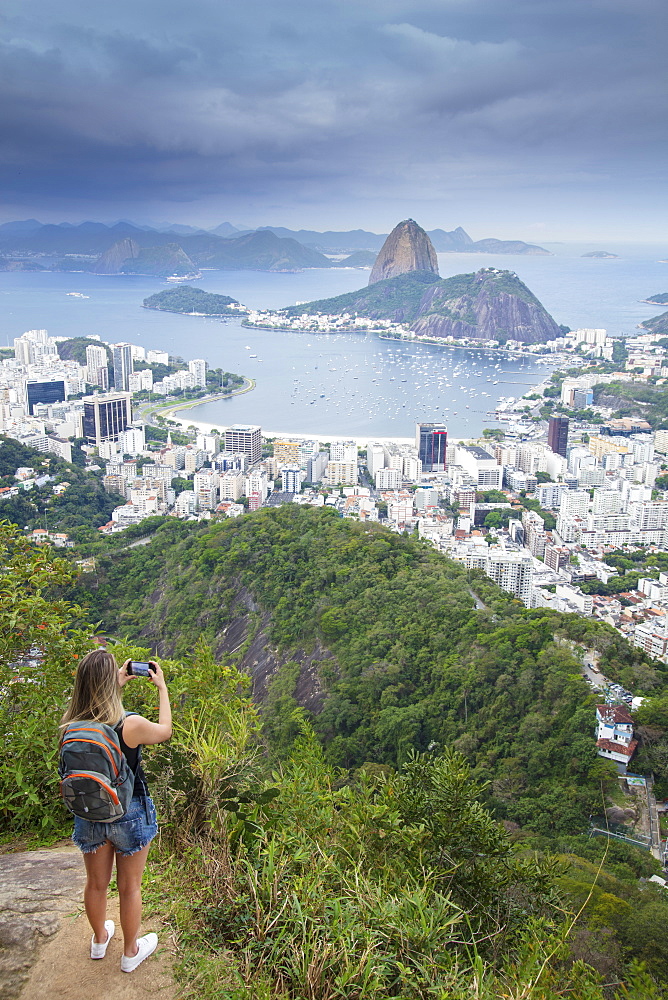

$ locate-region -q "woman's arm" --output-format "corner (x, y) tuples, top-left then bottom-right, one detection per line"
(121, 661), (172, 748)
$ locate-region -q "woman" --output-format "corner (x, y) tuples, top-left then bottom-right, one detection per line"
(61, 649), (172, 972)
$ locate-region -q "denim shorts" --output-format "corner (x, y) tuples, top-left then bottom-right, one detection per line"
(72, 794), (158, 857)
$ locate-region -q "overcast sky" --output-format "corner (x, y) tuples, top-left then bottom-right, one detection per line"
(1, 0), (666, 240)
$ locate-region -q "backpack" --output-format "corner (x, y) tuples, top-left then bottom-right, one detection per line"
(59, 719), (135, 822)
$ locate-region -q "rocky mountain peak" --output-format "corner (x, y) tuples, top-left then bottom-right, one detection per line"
(368, 219), (439, 286)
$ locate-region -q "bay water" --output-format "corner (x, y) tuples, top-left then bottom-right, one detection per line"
(0, 241), (665, 440)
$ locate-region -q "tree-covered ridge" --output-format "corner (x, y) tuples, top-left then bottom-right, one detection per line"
(641, 309), (668, 335)
(71, 506), (664, 837)
(142, 285), (242, 314)
(3, 515), (668, 993)
(285, 268), (543, 322)
(594, 379), (668, 427)
(284, 269), (441, 321)
(644, 292), (668, 305)
(0, 435), (124, 541)
(56, 336), (112, 366)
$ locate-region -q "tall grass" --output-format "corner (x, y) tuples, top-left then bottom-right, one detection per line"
(145, 695), (666, 999)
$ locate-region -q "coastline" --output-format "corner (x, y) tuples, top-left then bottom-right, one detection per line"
(243, 320), (571, 361)
(138, 377), (256, 427)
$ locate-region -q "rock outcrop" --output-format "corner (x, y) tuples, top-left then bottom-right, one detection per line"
(93, 240), (200, 277)
(368, 219), (439, 285)
(92, 238), (140, 274)
(411, 268), (561, 343)
(0, 849), (85, 999)
(120, 242), (200, 278)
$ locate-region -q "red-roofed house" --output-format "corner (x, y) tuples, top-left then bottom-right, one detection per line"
(596, 704), (637, 767)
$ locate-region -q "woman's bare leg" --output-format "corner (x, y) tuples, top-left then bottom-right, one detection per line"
(82, 841), (115, 942)
(116, 844), (151, 957)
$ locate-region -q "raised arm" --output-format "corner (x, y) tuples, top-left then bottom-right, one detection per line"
(119, 660), (172, 748)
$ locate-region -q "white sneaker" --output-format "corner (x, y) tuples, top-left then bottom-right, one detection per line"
(120, 933), (158, 973)
(91, 920), (115, 959)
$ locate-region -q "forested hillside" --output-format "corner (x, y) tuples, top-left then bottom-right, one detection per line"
(4, 512), (668, 994)
(72, 505), (666, 838)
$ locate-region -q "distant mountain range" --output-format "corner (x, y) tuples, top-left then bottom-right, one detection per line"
(0, 218), (551, 274)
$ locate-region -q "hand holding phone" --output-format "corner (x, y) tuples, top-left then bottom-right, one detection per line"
(128, 660), (155, 677)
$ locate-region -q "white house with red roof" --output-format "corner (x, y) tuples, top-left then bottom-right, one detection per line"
(596, 704), (638, 768)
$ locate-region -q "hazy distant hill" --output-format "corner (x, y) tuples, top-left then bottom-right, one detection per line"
(120, 243), (200, 278)
(286, 267), (561, 344)
(185, 229), (331, 270)
(92, 239), (200, 277)
(0, 221), (334, 273)
(0, 221), (167, 255)
(0, 218), (550, 266)
(334, 250), (377, 267)
(256, 224), (550, 255)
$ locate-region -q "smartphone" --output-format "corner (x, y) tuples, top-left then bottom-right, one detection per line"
(128, 661), (154, 677)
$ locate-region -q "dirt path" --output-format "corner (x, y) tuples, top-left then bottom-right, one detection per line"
(0, 847), (178, 1000)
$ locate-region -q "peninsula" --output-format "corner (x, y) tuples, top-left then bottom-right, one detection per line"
(281, 266), (561, 344)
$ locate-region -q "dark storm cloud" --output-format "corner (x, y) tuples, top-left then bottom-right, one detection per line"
(0, 0), (666, 229)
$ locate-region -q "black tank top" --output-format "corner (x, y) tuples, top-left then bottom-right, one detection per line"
(116, 714), (150, 797)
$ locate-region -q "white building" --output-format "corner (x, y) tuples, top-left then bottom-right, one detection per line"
(174, 490), (197, 516)
(366, 443), (386, 477)
(118, 426), (145, 456)
(375, 467), (402, 490)
(219, 471), (245, 501)
(595, 704), (637, 767)
(633, 617), (668, 661)
(485, 549), (533, 603)
(188, 359), (208, 388)
(415, 487), (439, 511)
(85, 344), (108, 387)
(327, 460), (357, 486)
(386, 494), (415, 525)
(146, 349), (169, 365)
(282, 465), (302, 494)
(456, 445), (503, 490)
(536, 482), (568, 509)
(196, 433), (220, 454)
(194, 470), (220, 510)
(245, 469), (270, 502)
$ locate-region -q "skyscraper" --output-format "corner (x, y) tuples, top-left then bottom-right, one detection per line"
(86, 344), (109, 387)
(188, 359), (207, 388)
(548, 416), (569, 457)
(416, 423), (448, 472)
(112, 343), (133, 392)
(225, 424), (261, 465)
(26, 379), (67, 414)
(83, 392), (133, 446)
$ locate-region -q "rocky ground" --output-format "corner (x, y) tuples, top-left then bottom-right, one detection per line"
(0, 846), (176, 1000)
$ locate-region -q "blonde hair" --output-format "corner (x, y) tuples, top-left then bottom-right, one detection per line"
(61, 649), (124, 728)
